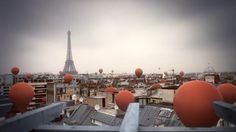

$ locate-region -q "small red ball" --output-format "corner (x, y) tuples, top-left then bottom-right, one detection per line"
(135, 68), (143, 78)
(25, 73), (32, 79)
(11, 67), (20, 75)
(99, 68), (103, 74)
(64, 74), (73, 83)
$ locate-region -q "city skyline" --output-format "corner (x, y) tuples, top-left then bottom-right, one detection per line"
(0, 0), (236, 74)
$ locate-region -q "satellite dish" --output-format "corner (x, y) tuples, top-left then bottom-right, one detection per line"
(79, 97), (84, 102)
(114, 105), (119, 110)
(72, 94), (77, 101)
(94, 104), (100, 111)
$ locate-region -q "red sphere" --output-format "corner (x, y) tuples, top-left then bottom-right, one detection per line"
(150, 83), (161, 90)
(99, 68), (103, 74)
(173, 80), (222, 127)
(115, 90), (134, 111)
(135, 68), (143, 78)
(217, 83), (236, 104)
(64, 74), (73, 83)
(11, 67), (20, 75)
(104, 87), (117, 93)
(9, 82), (35, 112)
(25, 73), (32, 79)
(180, 71), (184, 77)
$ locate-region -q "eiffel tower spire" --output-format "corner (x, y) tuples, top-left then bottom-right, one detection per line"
(62, 29), (78, 75)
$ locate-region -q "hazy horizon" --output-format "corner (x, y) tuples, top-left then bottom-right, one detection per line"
(0, 0), (236, 74)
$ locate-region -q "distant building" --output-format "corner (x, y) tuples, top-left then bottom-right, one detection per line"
(0, 74), (13, 96)
(28, 82), (48, 110)
(203, 66), (220, 84)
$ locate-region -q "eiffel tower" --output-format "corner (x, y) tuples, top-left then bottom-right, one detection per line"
(61, 30), (78, 75)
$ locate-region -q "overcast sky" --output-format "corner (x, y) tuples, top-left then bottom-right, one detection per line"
(0, 0), (236, 74)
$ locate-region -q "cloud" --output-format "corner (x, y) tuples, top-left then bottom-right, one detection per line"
(0, 0), (235, 74)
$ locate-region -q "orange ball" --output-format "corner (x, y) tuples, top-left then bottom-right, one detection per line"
(217, 83), (236, 104)
(173, 80), (222, 127)
(115, 90), (134, 111)
(11, 67), (20, 75)
(9, 82), (35, 112)
(25, 73), (32, 79)
(104, 87), (117, 93)
(99, 68), (103, 74)
(64, 74), (73, 83)
(135, 68), (143, 78)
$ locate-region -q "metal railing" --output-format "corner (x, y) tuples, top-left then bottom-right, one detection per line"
(0, 98), (235, 132)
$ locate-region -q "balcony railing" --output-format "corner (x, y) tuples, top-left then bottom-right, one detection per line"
(0, 95), (235, 132)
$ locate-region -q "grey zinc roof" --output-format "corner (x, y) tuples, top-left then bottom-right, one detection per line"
(64, 104), (182, 127)
(139, 105), (183, 127)
(139, 105), (161, 126)
(90, 112), (123, 126)
(66, 104), (96, 125)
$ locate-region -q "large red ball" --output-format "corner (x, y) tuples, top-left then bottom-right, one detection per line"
(64, 74), (73, 83)
(115, 90), (134, 112)
(11, 67), (20, 75)
(173, 80), (222, 127)
(217, 83), (236, 104)
(135, 68), (143, 78)
(9, 82), (35, 112)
